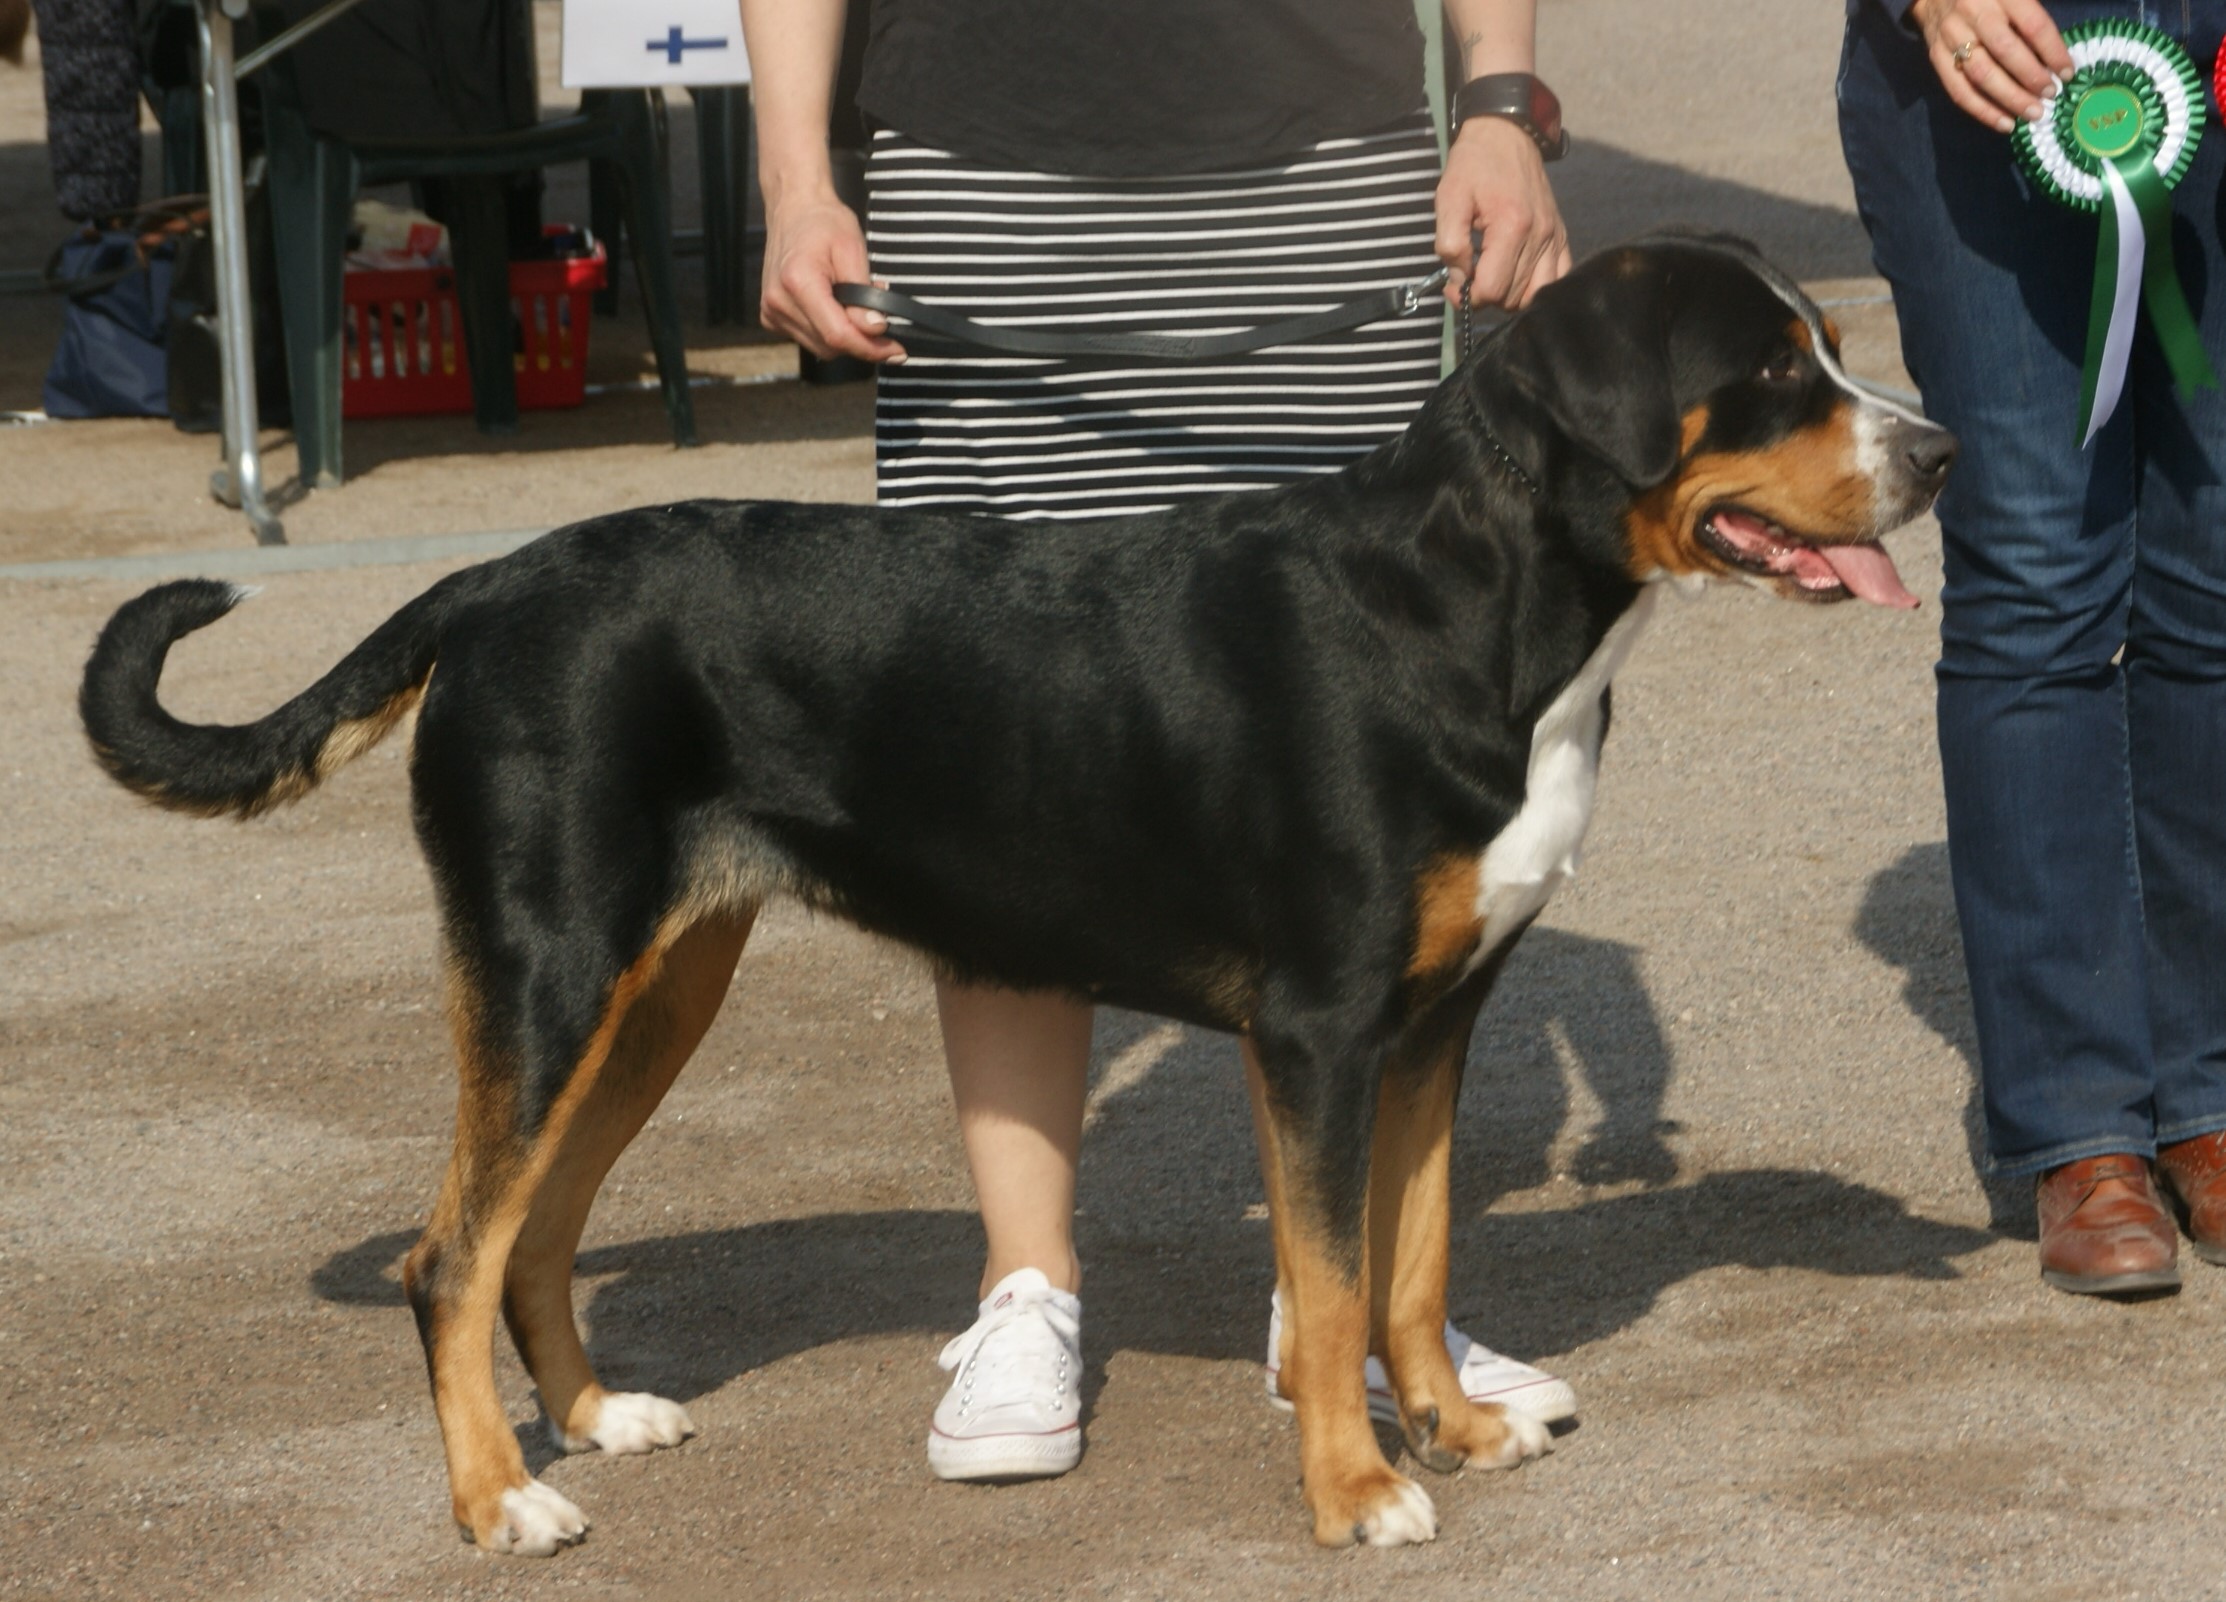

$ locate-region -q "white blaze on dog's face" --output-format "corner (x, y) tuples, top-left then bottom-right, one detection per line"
(1622, 255), (1954, 607)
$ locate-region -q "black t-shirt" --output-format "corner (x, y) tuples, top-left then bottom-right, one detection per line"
(854, 0), (1429, 176)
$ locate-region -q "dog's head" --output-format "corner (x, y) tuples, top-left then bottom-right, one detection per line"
(1487, 233), (1952, 607)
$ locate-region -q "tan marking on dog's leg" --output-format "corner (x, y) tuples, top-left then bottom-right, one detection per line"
(1367, 1041), (1548, 1476)
(1243, 1037), (1296, 1390)
(405, 966), (539, 1551)
(504, 911), (753, 1452)
(1406, 856), (1483, 985)
(409, 1123), (580, 1550)
(1244, 1052), (1435, 1548)
(408, 921), (725, 1554)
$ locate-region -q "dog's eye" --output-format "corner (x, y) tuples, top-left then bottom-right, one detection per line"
(1760, 352), (1803, 384)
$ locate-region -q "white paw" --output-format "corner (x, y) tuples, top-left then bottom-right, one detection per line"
(1477, 1405), (1553, 1470)
(488, 1480), (587, 1556)
(557, 1391), (697, 1456)
(1359, 1476), (1439, 1547)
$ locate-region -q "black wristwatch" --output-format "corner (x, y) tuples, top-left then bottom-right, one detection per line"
(1452, 73), (1569, 161)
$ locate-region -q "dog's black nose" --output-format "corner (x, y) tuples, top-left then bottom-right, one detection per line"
(1905, 427), (1957, 480)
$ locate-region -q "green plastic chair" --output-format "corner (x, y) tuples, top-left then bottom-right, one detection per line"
(591, 87), (754, 326)
(255, 27), (698, 487)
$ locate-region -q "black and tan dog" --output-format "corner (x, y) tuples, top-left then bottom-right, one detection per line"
(80, 236), (1951, 1553)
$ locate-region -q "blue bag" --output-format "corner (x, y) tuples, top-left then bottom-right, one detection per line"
(41, 205), (195, 420)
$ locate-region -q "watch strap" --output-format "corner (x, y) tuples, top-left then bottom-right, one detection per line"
(1452, 72), (1569, 161)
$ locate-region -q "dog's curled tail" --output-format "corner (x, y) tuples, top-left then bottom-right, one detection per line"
(80, 574), (461, 819)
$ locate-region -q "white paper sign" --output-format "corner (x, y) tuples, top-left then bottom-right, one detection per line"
(561, 0), (752, 88)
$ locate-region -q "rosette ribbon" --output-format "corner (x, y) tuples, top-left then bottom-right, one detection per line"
(2013, 20), (2215, 447)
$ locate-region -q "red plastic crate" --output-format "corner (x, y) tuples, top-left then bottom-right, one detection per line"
(341, 237), (608, 419)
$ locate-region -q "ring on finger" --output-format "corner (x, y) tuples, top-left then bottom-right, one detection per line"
(1951, 38), (1977, 71)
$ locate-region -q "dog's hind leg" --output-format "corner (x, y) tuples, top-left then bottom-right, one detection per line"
(1366, 1007), (1551, 1477)
(403, 910), (745, 1556)
(503, 910), (753, 1457)
(1244, 1037), (1435, 1549)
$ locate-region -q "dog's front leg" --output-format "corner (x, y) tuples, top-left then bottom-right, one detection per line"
(1244, 1041), (1435, 1548)
(1367, 1029), (1552, 1475)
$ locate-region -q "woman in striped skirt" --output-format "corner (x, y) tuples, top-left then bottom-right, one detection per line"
(867, 120), (1449, 519)
(744, 0), (1575, 1482)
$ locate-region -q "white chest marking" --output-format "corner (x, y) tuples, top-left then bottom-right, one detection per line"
(1470, 586), (1659, 962)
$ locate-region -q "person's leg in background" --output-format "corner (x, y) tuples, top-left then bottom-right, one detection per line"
(942, 983), (1092, 1299)
(925, 983), (1093, 1482)
(2125, 0), (2226, 1249)
(1838, 2), (2183, 1293)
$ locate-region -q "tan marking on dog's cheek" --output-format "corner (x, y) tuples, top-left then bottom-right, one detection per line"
(1622, 488), (1689, 581)
(1679, 404), (1710, 457)
(1623, 472), (1721, 581)
(1620, 405), (1722, 580)
(1822, 314), (1844, 352)
(1625, 398), (1883, 583)
(1705, 404), (1877, 539)
(1406, 856), (1483, 985)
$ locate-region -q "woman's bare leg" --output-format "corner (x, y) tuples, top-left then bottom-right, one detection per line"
(937, 980), (1092, 1296)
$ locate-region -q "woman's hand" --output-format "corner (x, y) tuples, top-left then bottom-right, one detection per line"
(759, 191), (907, 364)
(1435, 114), (1571, 311)
(1908, 0), (2074, 133)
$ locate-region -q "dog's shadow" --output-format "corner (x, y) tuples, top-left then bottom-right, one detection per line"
(311, 924), (1990, 1419)
(1849, 841), (2026, 1236)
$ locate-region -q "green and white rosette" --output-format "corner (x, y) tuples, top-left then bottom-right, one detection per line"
(2012, 19), (2216, 447)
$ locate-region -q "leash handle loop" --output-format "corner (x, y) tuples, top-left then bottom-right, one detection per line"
(835, 270), (1449, 361)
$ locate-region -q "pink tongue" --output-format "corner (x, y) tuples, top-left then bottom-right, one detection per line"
(1817, 542), (1919, 609)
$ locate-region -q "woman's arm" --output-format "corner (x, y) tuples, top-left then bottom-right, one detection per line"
(1905, 0), (2073, 133)
(740, 0), (904, 360)
(1437, 0), (1570, 310)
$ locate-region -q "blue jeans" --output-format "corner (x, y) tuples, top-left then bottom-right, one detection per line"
(1839, 1), (2226, 1176)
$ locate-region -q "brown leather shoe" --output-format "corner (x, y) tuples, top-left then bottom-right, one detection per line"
(2035, 1154), (2179, 1296)
(2156, 1130), (2226, 1266)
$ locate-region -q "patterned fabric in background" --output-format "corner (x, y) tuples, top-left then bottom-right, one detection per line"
(32, 0), (142, 221)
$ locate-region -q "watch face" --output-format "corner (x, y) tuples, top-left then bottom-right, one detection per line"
(1527, 80), (1564, 146)
(1456, 74), (1566, 157)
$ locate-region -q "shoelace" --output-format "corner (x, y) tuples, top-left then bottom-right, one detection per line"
(937, 1292), (1081, 1414)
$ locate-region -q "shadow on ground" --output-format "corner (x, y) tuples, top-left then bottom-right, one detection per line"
(309, 915), (1988, 1420)
(312, 1169), (1988, 1421)
(1853, 841), (2026, 1235)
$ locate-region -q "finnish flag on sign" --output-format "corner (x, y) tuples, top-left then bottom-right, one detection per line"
(561, 0), (752, 88)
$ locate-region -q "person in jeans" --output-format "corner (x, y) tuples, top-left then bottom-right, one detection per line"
(1840, 0), (2226, 1294)
(743, 0), (1583, 1479)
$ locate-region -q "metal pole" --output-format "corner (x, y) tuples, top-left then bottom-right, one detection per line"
(233, 0), (376, 79)
(197, 0), (285, 544)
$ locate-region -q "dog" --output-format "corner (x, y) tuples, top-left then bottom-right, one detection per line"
(79, 235), (1952, 1554)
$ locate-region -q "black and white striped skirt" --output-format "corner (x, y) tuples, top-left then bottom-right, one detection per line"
(864, 115), (1444, 520)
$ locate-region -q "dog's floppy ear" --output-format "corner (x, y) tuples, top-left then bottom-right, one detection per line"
(1493, 249), (1682, 488)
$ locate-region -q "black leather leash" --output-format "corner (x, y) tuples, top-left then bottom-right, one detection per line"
(834, 269), (1451, 361)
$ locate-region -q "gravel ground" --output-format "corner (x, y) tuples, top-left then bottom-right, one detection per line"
(9, 4), (2226, 1600)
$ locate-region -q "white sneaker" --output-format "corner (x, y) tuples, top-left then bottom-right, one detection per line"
(1263, 1290), (1577, 1427)
(927, 1267), (1084, 1482)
